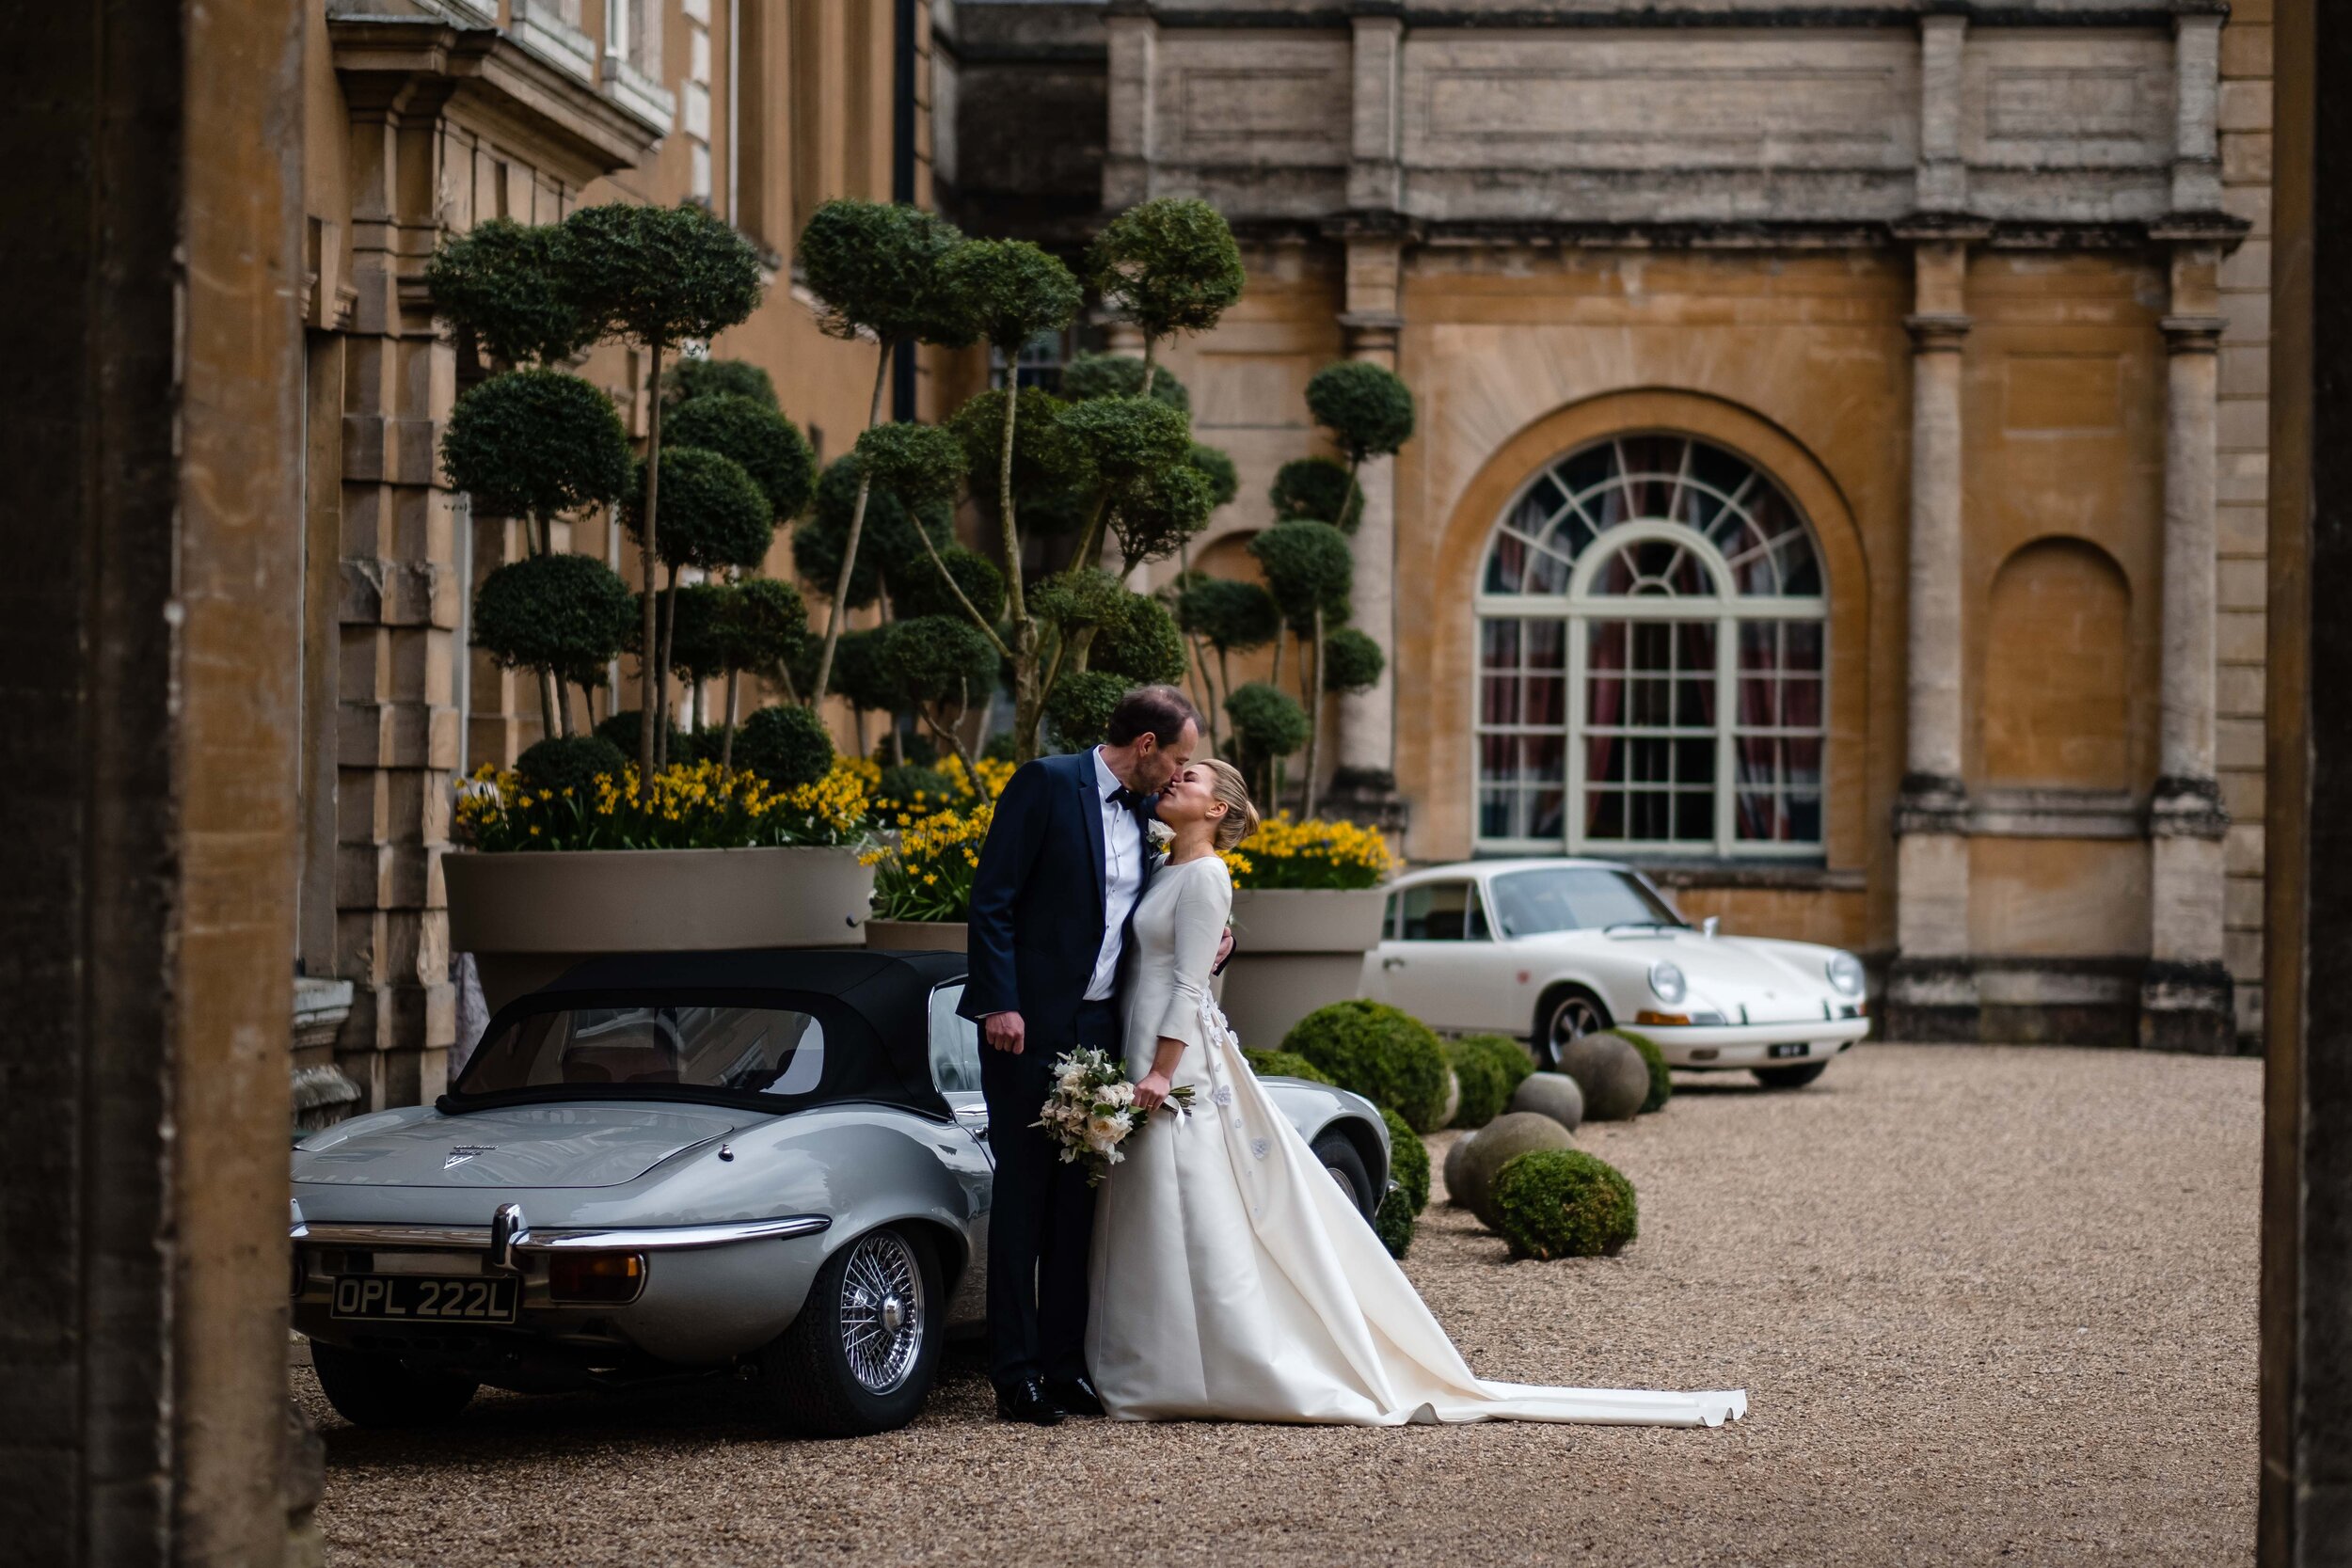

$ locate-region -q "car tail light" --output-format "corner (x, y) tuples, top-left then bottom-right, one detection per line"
(548, 1252), (645, 1304)
(1635, 1010), (1691, 1027)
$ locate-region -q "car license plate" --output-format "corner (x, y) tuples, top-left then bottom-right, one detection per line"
(330, 1274), (517, 1324)
(1767, 1042), (1811, 1059)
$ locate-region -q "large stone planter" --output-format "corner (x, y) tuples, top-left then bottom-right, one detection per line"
(445, 845), (874, 1013)
(1216, 886), (1389, 1052)
(864, 919), (968, 954)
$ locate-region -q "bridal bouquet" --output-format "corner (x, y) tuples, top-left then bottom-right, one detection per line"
(1034, 1047), (1194, 1186)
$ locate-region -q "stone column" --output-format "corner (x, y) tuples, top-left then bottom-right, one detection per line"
(1887, 235), (1980, 1041)
(1334, 233), (1406, 809)
(2143, 245), (2233, 1052)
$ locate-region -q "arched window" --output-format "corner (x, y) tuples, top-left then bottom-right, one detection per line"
(1475, 433), (1828, 858)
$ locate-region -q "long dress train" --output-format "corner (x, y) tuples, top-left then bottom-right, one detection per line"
(1086, 854), (1745, 1428)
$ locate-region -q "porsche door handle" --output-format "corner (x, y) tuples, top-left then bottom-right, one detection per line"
(1381, 957), (1406, 971)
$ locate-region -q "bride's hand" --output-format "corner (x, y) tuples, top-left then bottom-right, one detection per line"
(1134, 1070), (1172, 1112)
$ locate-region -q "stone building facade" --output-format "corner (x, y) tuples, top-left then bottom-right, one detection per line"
(939, 0), (2275, 1052)
(298, 0), (941, 1111)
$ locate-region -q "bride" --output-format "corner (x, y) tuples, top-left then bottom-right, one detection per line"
(1086, 759), (1745, 1429)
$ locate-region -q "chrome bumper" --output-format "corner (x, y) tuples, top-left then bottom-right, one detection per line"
(290, 1201), (830, 1255)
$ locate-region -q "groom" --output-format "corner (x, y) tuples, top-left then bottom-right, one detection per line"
(961, 684), (1217, 1425)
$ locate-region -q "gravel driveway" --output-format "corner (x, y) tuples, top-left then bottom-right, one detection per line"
(296, 1044), (2258, 1566)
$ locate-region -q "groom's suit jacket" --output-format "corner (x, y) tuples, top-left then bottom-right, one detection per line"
(959, 749), (1157, 1047)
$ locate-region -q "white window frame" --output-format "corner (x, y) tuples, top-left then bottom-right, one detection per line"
(1471, 436), (1829, 862)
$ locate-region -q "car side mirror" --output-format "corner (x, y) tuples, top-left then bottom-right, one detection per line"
(1702, 915), (1720, 939)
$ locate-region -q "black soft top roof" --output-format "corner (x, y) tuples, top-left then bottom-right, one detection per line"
(451, 947), (970, 1120)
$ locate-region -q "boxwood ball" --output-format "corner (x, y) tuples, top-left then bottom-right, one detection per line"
(1507, 1070), (1585, 1133)
(1453, 1111), (1576, 1229)
(1557, 1031), (1651, 1122)
(1490, 1148), (1639, 1261)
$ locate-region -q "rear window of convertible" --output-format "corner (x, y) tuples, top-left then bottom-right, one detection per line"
(459, 1001), (836, 1100)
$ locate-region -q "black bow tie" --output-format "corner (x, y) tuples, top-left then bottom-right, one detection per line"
(1107, 784), (1137, 811)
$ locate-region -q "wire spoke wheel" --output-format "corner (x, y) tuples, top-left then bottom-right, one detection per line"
(837, 1230), (925, 1395)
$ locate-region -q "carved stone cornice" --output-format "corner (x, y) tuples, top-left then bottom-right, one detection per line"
(1894, 772), (1970, 835)
(1904, 312), (1973, 353)
(2160, 314), (2229, 354)
(2149, 774), (2231, 840)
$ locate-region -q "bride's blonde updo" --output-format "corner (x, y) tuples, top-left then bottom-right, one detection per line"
(1200, 758), (1261, 852)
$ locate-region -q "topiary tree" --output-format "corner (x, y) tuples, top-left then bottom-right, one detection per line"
(1279, 998), (1452, 1134)
(596, 706), (688, 766)
(948, 387), (1092, 534)
(1060, 352), (1189, 413)
(1489, 1149), (1639, 1260)
(793, 453), (957, 617)
(555, 200), (766, 792)
(440, 370), (633, 559)
(1321, 624), (1386, 775)
(1380, 1104), (1431, 1214)
(1243, 1048), (1331, 1084)
(1108, 462), (1216, 578)
(1224, 679), (1308, 804)
(796, 198), (978, 706)
(662, 393), (816, 524)
(620, 445), (773, 764)
(732, 701), (835, 789)
(883, 613), (1002, 784)
(1304, 360), (1415, 530)
(1174, 575), (1280, 752)
(712, 577), (809, 768)
(1446, 1037), (1514, 1131)
(824, 626), (899, 757)
(1249, 520), (1353, 813)
(470, 552), (638, 743)
(1270, 455), (1364, 531)
(662, 356), (777, 409)
(515, 735), (628, 798)
(894, 544), (1006, 626)
(1087, 198), (1246, 396)
(1044, 668), (1126, 752)
(423, 218), (598, 368)
(1091, 592), (1189, 687)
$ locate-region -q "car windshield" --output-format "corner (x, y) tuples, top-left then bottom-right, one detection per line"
(1485, 867), (1685, 937)
(458, 1004), (829, 1099)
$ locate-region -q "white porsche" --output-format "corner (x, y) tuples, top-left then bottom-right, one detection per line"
(1359, 859), (1870, 1088)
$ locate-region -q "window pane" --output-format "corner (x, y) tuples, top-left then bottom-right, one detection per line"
(1399, 882), (1479, 941)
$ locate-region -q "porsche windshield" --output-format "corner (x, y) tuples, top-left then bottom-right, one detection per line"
(1486, 868), (1683, 937)
(458, 1004), (828, 1099)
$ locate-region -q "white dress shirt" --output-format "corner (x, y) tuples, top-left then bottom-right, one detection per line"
(1086, 746), (1145, 1001)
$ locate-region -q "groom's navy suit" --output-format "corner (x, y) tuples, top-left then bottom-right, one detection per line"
(961, 750), (1156, 1393)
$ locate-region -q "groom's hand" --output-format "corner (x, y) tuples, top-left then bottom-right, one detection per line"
(1213, 925), (1235, 974)
(983, 1010), (1025, 1054)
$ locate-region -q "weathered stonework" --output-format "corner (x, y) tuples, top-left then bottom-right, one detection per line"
(945, 0), (2262, 1052)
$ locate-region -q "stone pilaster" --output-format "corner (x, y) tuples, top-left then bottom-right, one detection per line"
(2143, 252), (2233, 1053)
(1887, 236), (1979, 1042)
(1347, 12), (1403, 213)
(1334, 233), (1405, 795)
(1102, 4), (1156, 211)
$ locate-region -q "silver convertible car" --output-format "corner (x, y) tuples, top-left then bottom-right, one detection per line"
(290, 948), (1390, 1436)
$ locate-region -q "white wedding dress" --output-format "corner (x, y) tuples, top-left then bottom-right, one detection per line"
(1087, 854), (1745, 1428)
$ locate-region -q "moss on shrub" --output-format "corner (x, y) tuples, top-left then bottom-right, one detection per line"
(1379, 1105), (1430, 1214)
(1372, 1189), (1415, 1259)
(1280, 999), (1451, 1133)
(1491, 1149), (1639, 1261)
(1243, 1049), (1330, 1085)
(1621, 1029), (1673, 1113)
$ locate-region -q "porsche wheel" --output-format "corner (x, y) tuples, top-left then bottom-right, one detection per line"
(760, 1225), (943, 1437)
(1538, 988), (1613, 1070)
(310, 1341), (476, 1428)
(1311, 1130), (1375, 1220)
(1752, 1062), (1830, 1090)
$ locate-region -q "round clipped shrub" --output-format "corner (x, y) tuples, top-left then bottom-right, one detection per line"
(1057, 396), (1191, 488)
(1322, 626), (1386, 697)
(663, 392), (816, 520)
(1508, 1071), (1585, 1133)
(1490, 1149), (1639, 1261)
(1269, 455), (1363, 531)
(516, 735), (627, 797)
(1623, 1030), (1674, 1113)
(1372, 1189), (1415, 1260)
(1059, 352), (1189, 413)
(855, 420), (968, 511)
(1086, 198), (1247, 346)
(796, 198), (973, 349)
(794, 454), (955, 610)
(441, 369), (632, 527)
(1280, 999), (1451, 1134)
(1453, 1111), (1575, 1229)
(1379, 1105), (1430, 1214)
(1558, 1032), (1651, 1122)
(1460, 1033), (1535, 1097)
(624, 446), (773, 573)
(1108, 462), (1215, 570)
(1243, 1049), (1330, 1085)
(1445, 1038), (1513, 1130)
(1442, 1128), (1481, 1208)
(885, 615), (1000, 711)
(733, 703), (834, 788)
(663, 356), (777, 409)
(422, 218), (596, 367)
(1187, 442), (1238, 509)
(1305, 358), (1416, 464)
(893, 543), (1006, 625)
(470, 552), (638, 689)
(595, 707), (686, 764)
(1092, 592), (1189, 687)
(1045, 669), (1126, 752)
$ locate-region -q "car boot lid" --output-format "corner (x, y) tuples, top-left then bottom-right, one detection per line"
(293, 1101), (740, 1189)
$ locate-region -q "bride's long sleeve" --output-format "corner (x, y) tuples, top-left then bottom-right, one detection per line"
(1153, 863), (1232, 1050)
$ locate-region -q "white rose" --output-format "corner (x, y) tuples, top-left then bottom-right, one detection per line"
(1087, 1113), (1125, 1145)
(1104, 1081), (1136, 1106)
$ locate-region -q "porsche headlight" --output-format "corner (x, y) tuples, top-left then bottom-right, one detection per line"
(1648, 960), (1688, 1006)
(1826, 951), (1867, 996)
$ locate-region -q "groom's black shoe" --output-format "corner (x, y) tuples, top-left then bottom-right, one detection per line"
(1045, 1375), (1104, 1418)
(996, 1377), (1065, 1426)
